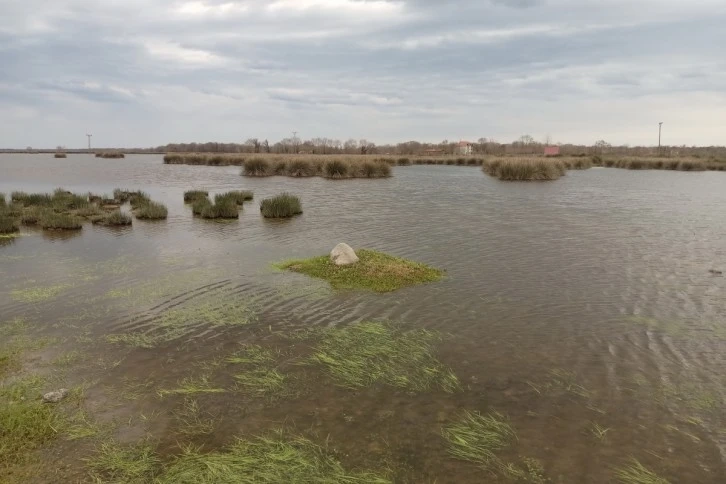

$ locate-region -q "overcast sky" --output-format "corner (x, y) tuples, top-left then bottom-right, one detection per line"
(1, 0), (724, 148)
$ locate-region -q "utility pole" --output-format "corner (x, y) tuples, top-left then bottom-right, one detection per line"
(86, 134), (92, 152)
(292, 131), (298, 154)
(658, 122), (663, 155)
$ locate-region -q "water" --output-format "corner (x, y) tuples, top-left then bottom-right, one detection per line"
(1, 154), (725, 482)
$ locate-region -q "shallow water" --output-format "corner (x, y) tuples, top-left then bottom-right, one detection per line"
(1, 154), (725, 482)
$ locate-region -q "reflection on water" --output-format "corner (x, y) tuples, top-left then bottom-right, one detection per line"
(1, 154), (725, 482)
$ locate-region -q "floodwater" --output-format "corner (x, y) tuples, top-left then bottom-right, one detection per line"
(1, 154), (725, 483)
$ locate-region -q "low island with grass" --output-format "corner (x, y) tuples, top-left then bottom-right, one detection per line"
(276, 248), (443, 292)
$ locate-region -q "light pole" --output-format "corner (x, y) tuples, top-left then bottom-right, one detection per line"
(658, 122), (663, 154)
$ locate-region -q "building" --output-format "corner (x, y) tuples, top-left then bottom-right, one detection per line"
(544, 146), (561, 156)
(457, 141), (473, 156)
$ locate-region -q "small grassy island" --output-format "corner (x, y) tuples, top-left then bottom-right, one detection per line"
(276, 249), (443, 292)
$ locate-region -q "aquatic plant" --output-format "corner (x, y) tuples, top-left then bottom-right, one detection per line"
(442, 411), (516, 467)
(483, 158), (567, 181)
(200, 199), (239, 219)
(183, 190), (209, 203)
(87, 440), (160, 483)
(191, 197), (212, 215)
(11, 191), (53, 207)
(287, 159), (318, 177)
(54, 153), (67, 158)
(113, 189), (132, 203)
(243, 157), (271, 176)
(158, 375), (226, 397)
(276, 249), (443, 292)
(158, 431), (392, 483)
(323, 160), (349, 178)
(134, 201), (168, 220)
(0, 193), (5, 208)
(614, 459), (670, 484)
(0, 214), (19, 234)
(397, 157), (411, 166)
(173, 398), (216, 436)
(215, 190), (253, 204)
(128, 191), (151, 209)
(93, 211), (132, 226)
(260, 193), (302, 218)
(11, 284), (71, 303)
(96, 152), (125, 159)
(39, 213), (83, 230)
(311, 321), (459, 392)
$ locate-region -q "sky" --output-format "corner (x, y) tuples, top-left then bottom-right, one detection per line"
(1, 0), (724, 149)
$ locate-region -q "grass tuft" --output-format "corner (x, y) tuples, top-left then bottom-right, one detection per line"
(135, 201), (168, 220)
(158, 430), (391, 483)
(260, 193), (302, 218)
(483, 158), (566, 181)
(277, 249), (443, 292)
(442, 411), (516, 467)
(215, 190), (254, 204)
(311, 321), (459, 392)
(39, 213), (83, 230)
(87, 440), (160, 483)
(243, 157), (271, 176)
(614, 458), (670, 484)
(183, 190), (209, 203)
(93, 210), (132, 226)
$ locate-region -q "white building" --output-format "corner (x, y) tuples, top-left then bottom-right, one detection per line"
(457, 141), (473, 156)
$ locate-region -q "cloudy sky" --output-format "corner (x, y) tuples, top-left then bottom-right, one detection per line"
(1, 0), (724, 148)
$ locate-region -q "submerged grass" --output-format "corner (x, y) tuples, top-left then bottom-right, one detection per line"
(442, 411), (516, 468)
(159, 431), (392, 483)
(260, 193), (302, 218)
(614, 459), (670, 484)
(11, 284), (71, 303)
(158, 375), (226, 397)
(173, 398), (216, 436)
(311, 321), (459, 392)
(87, 440), (161, 483)
(277, 249), (443, 292)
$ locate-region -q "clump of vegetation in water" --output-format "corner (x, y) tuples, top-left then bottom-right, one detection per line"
(323, 160), (349, 178)
(215, 190), (253, 205)
(0, 214), (19, 234)
(87, 430), (390, 483)
(200, 200), (238, 219)
(225, 345), (290, 398)
(92, 211), (132, 226)
(134, 201), (168, 220)
(442, 411), (516, 468)
(158, 375), (226, 397)
(183, 190), (209, 203)
(54, 153), (67, 158)
(483, 158), (567, 181)
(95, 152), (125, 158)
(276, 249), (442, 292)
(260, 193), (302, 218)
(128, 191), (151, 209)
(11, 284), (71, 303)
(310, 321), (459, 392)
(191, 197), (212, 216)
(614, 459), (670, 484)
(243, 157), (272, 176)
(39, 212), (83, 230)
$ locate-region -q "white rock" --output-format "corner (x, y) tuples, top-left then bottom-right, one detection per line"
(330, 243), (359, 266)
(43, 388), (69, 403)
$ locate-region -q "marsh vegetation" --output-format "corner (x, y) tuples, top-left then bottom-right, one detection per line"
(276, 249), (443, 292)
(260, 193), (302, 218)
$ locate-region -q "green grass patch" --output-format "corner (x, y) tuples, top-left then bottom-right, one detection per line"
(173, 398), (215, 436)
(310, 321), (459, 392)
(87, 440), (161, 483)
(92, 210), (132, 226)
(260, 193), (302, 218)
(215, 190), (253, 204)
(158, 375), (226, 397)
(442, 410), (516, 468)
(483, 158), (567, 181)
(614, 459), (670, 484)
(183, 190), (209, 203)
(225, 345), (276, 365)
(39, 212), (83, 230)
(226, 345), (290, 398)
(276, 249), (443, 292)
(134, 201), (168, 220)
(200, 198), (239, 219)
(159, 431), (391, 483)
(11, 284), (71, 303)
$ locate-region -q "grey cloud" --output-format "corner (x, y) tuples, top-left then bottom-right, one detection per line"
(0, 0), (724, 148)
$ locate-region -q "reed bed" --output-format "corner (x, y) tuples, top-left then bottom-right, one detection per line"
(95, 152), (125, 159)
(54, 153), (67, 158)
(483, 158), (567, 181)
(134, 201), (168, 220)
(0, 214), (19, 234)
(242, 158), (390, 179)
(183, 190), (209, 203)
(260, 193), (302, 218)
(200, 199), (238, 219)
(597, 157), (726, 171)
(93, 211), (132, 226)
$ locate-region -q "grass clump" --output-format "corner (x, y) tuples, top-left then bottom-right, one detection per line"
(260, 193), (302, 219)
(183, 190), (209, 203)
(243, 157), (271, 176)
(135, 201), (168, 220)
(614, 459), (670, 483)
(87, 440), (160, 483)
(483, 158), (566, 181)
(54, 153), (67, 158)
(277, 249), (443, 292)
(323, 160), (349, 178)
(39, 212), (83, 230)
(200, 199), (239, 219)
(191, 197), (212, 215)
(311, 321), (459, 392)
(0, 214), (19, 234)
(442, 411), (516, 467)
(93, 211), (132, 226)
(215, 190), (253, 205)
(158, 375), (226, 397)
(158, 431), (391, 483)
